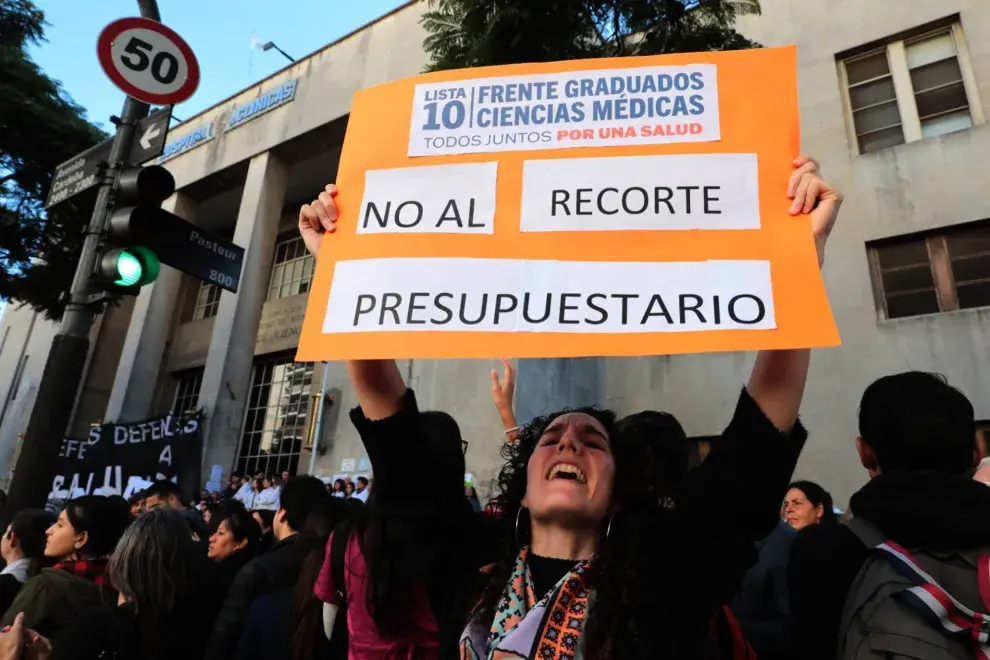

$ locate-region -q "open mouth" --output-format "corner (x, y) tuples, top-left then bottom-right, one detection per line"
(546, 463), (587, 484)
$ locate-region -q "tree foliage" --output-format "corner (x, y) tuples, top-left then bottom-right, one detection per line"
(0, 0), (107, 320)
(422, 0), (760, 71)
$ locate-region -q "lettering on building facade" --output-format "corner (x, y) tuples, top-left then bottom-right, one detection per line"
(255, 299), (307, 354)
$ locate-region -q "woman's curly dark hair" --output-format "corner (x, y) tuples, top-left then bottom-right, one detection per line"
(469, 406), (678, 659)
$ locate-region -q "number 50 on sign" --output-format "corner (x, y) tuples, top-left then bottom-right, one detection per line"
(97, 17), (200, 107)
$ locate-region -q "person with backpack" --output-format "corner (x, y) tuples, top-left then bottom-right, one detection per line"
(788, 371), (990, 660)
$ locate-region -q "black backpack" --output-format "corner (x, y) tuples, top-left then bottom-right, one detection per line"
(837, 517), (990, 660)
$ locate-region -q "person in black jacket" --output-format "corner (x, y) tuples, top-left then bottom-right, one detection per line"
(207, 506), (262, 610)
(236, 498), (349, 660)
(788, 371), (990, 660)
(0, 509), (55, 618)
(203, 475), (329, 660)
(296, 156), (842, 659)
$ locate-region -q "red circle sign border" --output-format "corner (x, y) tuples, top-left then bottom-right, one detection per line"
(97, 17), (200, 106)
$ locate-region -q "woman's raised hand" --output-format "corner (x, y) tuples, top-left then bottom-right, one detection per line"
(491, 358), (519, 442)
(298, 184), (338, 257)
(787, 156), (843, 267)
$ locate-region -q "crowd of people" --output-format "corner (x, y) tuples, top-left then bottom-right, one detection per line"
(0, 157), (985, 660)
(193, 471), (372, 518)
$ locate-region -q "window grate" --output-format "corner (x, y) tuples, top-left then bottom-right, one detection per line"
(841, 23), (975, 154)
(871, 223), (990, 318)
(171, 370), (203, 417)
(268, 236), (315, 301)
(193, 283), (221, 321)
(235, 355), (315, 478)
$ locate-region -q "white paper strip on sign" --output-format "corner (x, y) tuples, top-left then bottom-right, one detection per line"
(323, 258), (775, 334)
(520, 153), (760, 232)
(409, 64), (720, 156)
(357, 163), (499, 235)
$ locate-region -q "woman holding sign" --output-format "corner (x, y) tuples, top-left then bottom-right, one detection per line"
(300, 156), (841, 658)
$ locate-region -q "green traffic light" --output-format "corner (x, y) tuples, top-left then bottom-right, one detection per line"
(99, 246), (160, 291)
(114, 250), (144, 287)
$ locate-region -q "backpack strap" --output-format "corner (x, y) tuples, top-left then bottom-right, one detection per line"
(879, 541), (990, 656)
(842, 516), (889, 549)
(846, 518), (990, 655)
(330, 518), (351, 607)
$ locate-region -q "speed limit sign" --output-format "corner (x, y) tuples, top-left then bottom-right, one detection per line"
(97, 17), (200, 106)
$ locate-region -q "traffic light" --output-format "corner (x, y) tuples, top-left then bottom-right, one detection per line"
(95, 166), (175, 295)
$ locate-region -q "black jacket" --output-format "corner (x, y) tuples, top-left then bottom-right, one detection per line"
(235, 587), (290, 660)
(350, 387), (806, 659)
(202, 536), (300, 660)
(788, 470), (990, 660)
(731, 520), (798, 659)
(0, 573), (23, 621)
(53, 598), (215, 660)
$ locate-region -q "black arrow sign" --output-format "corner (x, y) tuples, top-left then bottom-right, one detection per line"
(128, 106), (172, 166)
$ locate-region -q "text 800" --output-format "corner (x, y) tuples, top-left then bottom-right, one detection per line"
(209, 270), (235, 288)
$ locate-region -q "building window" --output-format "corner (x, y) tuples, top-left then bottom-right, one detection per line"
(171, 370), (203, 417)
(268, 237), (315, 301)
(840, 22), (981, 154)
(906, 31), (972, 139)
(193, 283), (221, 321)
(236, 356), (314, 478)
(869, 222), (990, 319)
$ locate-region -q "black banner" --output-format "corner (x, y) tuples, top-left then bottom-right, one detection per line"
(48, 412), (203, 504)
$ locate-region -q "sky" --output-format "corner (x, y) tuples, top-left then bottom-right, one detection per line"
(30, 0), (410, 132)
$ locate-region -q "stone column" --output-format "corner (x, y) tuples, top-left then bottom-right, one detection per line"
(104, 193), (196, 422)
(514, 357), (605, 427)
(198, 152), (286, 473)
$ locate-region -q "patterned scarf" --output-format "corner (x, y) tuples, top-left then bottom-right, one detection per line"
(460, 546), (592, 660)
(53, 557), (110, 587)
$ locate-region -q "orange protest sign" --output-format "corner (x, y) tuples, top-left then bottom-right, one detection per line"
(297, 46), (840, 361)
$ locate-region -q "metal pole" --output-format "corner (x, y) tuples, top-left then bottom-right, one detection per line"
(60, 100), (149, 336)
(1, 0), (161, 524)
(307, 362), (330, 476)
(272, 45), (295, 62)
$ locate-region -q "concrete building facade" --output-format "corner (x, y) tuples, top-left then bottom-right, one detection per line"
(1, 0), (988, 503)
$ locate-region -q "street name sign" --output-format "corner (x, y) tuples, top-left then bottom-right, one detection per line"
(45, 109), (172, 209)
(44, 141), (111, 209)
(124, 208), (245, 293)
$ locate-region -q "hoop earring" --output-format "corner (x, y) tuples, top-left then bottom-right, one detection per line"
(605, 513), (615, 544)
(515, 506), (527, 547)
